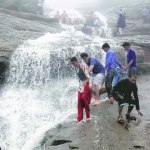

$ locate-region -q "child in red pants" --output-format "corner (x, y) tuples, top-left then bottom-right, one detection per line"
(71, 57), (92, 122)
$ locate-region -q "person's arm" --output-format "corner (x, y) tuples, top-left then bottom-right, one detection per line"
(88, 58), (96, 73)
(110, 79), (126, 98)
(133, 85), (143, 116)
(110, 79), (128, 104)
(80, 64), (92, 88)
(126, 51), (136, 69)
(115, 57), (123, 68)
(126, 60), (134, 69)
(133, 85), (140, 110)
(105, 52), (113, 72)
(88, 65), (94, 73)
(109, 83), (118, 104)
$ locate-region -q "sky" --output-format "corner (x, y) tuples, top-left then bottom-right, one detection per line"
(44, 0), (102, 9)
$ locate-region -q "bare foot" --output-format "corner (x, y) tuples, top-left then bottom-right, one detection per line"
(93, 100), (100, 106)
(73, 119), (80, 123)
(86, 118), (91, 122)
(109, 97), (114, 104)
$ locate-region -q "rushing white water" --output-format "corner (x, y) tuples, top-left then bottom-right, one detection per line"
(0, 11), (115, 150)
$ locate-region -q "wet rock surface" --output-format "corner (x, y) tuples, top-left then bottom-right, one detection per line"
(41, 76), (150, 150)
(0, 0), (38, 13)
(0, 8), (61, 54)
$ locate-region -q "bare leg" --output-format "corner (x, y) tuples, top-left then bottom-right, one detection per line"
(99, 86), (106, 95)
(93, 84), (100, 106)
(118, 106), (123, 118)
(119, 28), (123, 35)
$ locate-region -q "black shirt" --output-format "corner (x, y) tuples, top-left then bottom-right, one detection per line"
(111, 78), (140, 110)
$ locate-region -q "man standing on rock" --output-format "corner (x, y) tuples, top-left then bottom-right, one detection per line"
(36, 0), (44, 15)
(122, 42), (137, 77)
(110, 75), (143, 123)
(80, 52), (105, 106)
(102, 43), (123, 100)
(70, 57), (92, 122)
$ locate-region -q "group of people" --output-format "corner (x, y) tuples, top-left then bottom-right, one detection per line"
(82, 11), (103, 36)
(55, 10), (69, 24)
(71, 42), (143, 123)
(55, 10), (80, 25)
(85, 11), (102, 27)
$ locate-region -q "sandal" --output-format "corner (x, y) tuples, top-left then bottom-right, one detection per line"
(126, 114), (136, 121)
(118, 116), (124, 123)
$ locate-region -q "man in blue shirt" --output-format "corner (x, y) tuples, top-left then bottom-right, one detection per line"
(122, 42), (136, 77)
(80, 52), (105, 106)
(102, 43), (123, 99)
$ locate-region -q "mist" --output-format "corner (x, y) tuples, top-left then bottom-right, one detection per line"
(44, 0), (102, 9)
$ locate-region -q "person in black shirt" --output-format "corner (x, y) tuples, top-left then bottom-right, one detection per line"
(110, 75), (143, 123)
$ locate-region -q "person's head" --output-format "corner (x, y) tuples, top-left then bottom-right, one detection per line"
(122, 42), (131, 51)
(70, 57), (80, 67)
(83, 24), (87, 28)
(102, 43), (110, 52)
(129, 75), (137, 84)
(80, 52), (89, 63)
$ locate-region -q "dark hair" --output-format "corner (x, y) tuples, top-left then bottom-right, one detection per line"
(122, 42), (130, 47)
(80, 52), (88, 58)
(130, 74), (137, 78)
(102, 43), (110, 49)
(70, 57), (78, 62)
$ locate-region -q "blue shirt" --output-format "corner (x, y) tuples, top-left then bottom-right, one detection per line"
(87, 57), (105, 74)
(105, 49), (122, 72)
(127, 49), (136, 68)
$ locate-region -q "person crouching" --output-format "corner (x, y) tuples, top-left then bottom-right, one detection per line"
(110, 75), (143, 123)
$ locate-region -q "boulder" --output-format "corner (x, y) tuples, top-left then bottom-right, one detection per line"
(0, 0), (37, 13)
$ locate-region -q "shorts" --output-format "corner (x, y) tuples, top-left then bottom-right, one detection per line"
(92, 73), (104, 88)
(117, 98), (136, 107)
(114, 92), (136, 107)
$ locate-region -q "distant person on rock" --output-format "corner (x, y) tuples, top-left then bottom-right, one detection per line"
(117, 14), (126, 35)
(61, 10), (68, 24)
(93, 17), (102, 27)
(55, 11), (61, 21)
(102, 43), (123, 101)
(36, 0), (44, 15)
(82, 24), (93, 35)
(80, 52), (105, 106)
(116, 8), (126, 18)
(142, 8), (149, 23)
(122, 42), (137, 78)
(86, 11), (96, 26)
(110, 75), (143, 123)
(70, 57), (92, 122)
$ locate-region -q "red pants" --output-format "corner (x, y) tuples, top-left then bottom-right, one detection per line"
(77, 84), (92, 121)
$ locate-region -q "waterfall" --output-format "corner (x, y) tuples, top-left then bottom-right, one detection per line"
(0, 11), (115, 150)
